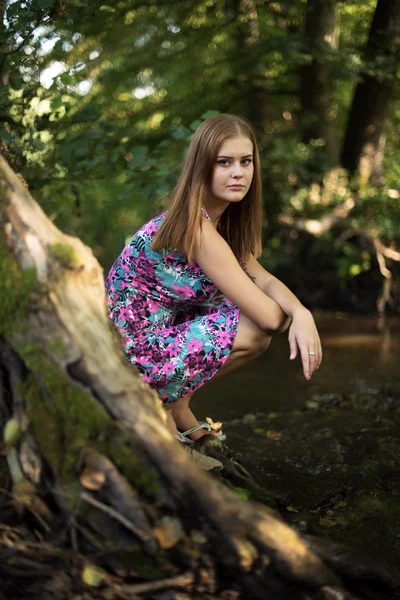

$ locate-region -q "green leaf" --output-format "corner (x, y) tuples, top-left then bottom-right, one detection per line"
(189, 119), (202, 132)
(9, 75), (23, 90)
(171, 125), (189, 140)
(200, 110), (220, 120)
(0, 128), (12, 144)
(51, 96), (63, 110)
(126, 145), (149, 169)
(156, 165), (170, 176)
(71, 106), (101, 122)
(32, 139), (46, 150)
(37, 0), (54, 7)
(60, 73), (74, 85)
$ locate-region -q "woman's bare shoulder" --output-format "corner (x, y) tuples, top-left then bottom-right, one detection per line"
(192, 220), (283, 331)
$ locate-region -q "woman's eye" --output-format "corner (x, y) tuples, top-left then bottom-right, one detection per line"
(217, 159), (253, 167)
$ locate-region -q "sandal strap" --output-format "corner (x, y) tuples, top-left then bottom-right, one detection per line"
(174, 432), (193, 444)
(180, 422), (212, 437)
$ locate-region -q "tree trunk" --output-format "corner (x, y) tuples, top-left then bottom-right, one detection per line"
(1, 155), (400, 599)
(299, 0), (339, 167)
(341, 0), (400, 183)
(224, 0), (271, 134)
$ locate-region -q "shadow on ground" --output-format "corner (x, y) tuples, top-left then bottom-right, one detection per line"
(220, 389), (400, 571)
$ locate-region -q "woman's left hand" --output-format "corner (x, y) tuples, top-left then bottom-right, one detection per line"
(288, 307), (322, 380)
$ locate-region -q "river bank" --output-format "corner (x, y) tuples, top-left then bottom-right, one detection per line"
(195, 312), (400, 570)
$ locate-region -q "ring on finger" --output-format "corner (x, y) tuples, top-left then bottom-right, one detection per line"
(309, 351), (316, 356)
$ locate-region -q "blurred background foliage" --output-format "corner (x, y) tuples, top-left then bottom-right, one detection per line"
(1, 0), (400, 312)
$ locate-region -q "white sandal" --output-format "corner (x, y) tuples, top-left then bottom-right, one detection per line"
(173, 431), (193, 443)
(174, 422), (226, 444)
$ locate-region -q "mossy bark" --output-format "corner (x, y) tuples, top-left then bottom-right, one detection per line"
(0, 154), (399, 599)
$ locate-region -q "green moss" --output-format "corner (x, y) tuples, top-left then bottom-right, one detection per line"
(225, 480), (251, 500)
(58, 481), (83, 510)
(340, 493), (398, 527)
(357, 495), (388, 515)
(103, 429), (162, 499)
(22, 351), (111, 480)
(233, 486), (251, 500)
(23, 375), (63, 474)
(332, 515), (349, 527)
(21, 348), (161, 499)
(0, 224), (161, 509)
(47, 337), (67, 360)
(49, 242), (79, 268)
(0, 236), (38, 336)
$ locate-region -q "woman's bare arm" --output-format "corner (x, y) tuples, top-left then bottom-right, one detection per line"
(242, 254), (322, 378)
(192, 218), (288, 333)
(242, 253), (304, 317)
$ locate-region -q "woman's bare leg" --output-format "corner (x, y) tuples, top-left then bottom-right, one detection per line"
(211, 347), (260, 381)
(170, 393), (207, 440)
(165, 405), (180, 437)
(166, 313), (272, 440)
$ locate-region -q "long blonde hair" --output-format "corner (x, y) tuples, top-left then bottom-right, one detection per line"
(152, 114), (263, 263)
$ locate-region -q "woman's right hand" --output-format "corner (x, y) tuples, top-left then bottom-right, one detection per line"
(288, 307), (322, 380)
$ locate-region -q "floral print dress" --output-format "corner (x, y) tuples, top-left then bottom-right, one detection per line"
(105, 208), (240, 405)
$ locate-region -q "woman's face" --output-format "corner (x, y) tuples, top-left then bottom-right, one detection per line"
(210, 135), (254, 206)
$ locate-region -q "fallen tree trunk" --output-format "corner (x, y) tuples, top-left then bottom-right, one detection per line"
(0, 155), (399, 599)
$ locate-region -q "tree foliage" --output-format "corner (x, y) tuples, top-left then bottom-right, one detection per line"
(1, 0), (400, 311)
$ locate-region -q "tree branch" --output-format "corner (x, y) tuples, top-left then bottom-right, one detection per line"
(278, 198), (400, 314)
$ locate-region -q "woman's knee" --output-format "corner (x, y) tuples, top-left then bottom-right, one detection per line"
(252, 330), (272, 356)
(233, 313), (272, 356)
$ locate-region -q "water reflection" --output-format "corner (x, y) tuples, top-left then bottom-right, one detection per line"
(195, 311), (400, 421)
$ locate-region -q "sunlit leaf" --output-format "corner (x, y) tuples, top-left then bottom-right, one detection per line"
(3, 418), (21, 448)
(82, 564), (107, 587)
(79, 467), (106, 491)
(153, 516), (183, 549)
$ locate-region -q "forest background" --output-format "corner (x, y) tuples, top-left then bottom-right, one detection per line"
(2, 0), (400, 314)
(1, 3), (400, 595)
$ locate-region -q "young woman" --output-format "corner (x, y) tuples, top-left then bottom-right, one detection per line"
(105, 114), (322, 443)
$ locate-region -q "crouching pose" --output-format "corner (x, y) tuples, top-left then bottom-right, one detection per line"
(105, 114), (322, 442)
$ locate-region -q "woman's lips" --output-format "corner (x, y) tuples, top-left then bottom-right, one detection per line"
(228, 185), (245, 189)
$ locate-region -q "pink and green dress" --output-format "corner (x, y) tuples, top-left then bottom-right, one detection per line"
(105, 208), (240, 405)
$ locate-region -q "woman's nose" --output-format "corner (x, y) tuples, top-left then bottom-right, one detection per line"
(231, 162), (243, 177)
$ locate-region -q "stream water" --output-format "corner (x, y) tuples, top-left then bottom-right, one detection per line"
(196, 311), (400, 419)
(195, 312), (400, 571)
